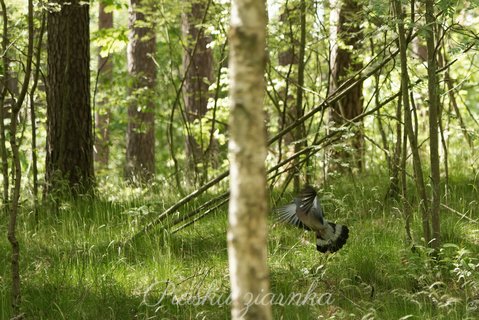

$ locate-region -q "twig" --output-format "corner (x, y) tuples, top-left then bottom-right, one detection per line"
(172, 197), (229, 234)
(441, 204), (478, 224)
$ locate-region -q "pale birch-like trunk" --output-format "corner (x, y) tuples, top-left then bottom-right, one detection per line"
(227, 0), (272, 318)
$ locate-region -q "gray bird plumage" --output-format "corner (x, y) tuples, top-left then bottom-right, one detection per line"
(275, 186), (349, 253)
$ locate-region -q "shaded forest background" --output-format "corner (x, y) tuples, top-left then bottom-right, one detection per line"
(1, 0), (479, 319)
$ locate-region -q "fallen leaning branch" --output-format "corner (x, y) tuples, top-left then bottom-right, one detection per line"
(129, 33), (464, 241)
(170, 136), (343, 233)
(125, 52), (403, 243)
(128, 67), (442, 243)
(167, 86), (407, 232)
(441, 203), (478, 224)
(122, 18), (471, 243)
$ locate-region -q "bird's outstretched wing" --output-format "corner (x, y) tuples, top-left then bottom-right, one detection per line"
(298, 185), (317, 214)
(297, 185), (324, 225)
(275, 202), (312, 231)
(274, 185), (322, 230)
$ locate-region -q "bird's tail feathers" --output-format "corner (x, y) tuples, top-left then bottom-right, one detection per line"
(316, 222), (349, 253)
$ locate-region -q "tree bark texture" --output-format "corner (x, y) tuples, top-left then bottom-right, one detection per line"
(30, 14), (46, 220)
(125, 0), (156, 181)
(94, 1), (113, 170)
(425, 0), (441, 248)
(277, 7), (296, 147)
(8, 98), (23, 318)
(182, 0), (214, 181)
(389, 93), (403, 199)
(293, 0), (306, 191)
(329, 0), (364, 171)
(276, 5), (299, 191)
(0, 0), (10, 206)
(227, 0), (272, 318)
(46, 0), (94, 194)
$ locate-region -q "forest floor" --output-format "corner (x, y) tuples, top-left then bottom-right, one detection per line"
(1, 170), (478, 319)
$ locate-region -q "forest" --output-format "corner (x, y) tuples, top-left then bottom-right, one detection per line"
(1, 0), (479, 319)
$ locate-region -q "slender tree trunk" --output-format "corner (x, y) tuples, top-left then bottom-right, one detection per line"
(425, 0), (441, 248)
(370, 34), (400, 199)
(293, 0), (306, 191)
(94, 1), (113, 171)
(276, 3), (302, 191)
(8, 102), (23, 319)
(227, 0), (272, 318)
(125, 0), (156, 182)
(5, 0), (34, 316)
(276, 6), (295, 171)
(30, 13), (46, 221)
(46, 0), (94, 194)
(393, 0), (431, 244)
(0, 0), (10, 207)
(390, 92), (402, 199)
(401, 100), (412, 242)
(182, 0), (214, 184)
(328, 0), (364, 172)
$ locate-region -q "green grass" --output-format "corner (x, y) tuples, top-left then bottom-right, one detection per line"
(1, 173), (479, 319)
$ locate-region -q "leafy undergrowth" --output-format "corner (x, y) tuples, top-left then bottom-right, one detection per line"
(0, 172), (478, 319)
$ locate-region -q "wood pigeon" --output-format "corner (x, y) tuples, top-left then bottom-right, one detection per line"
(275, 185), (349, 253)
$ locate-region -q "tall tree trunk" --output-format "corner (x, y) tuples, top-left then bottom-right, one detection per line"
(30, 13), (46, 221)
(276, 1), (307, 192)
(125, 0), (156, 182)
(277, 5), (296, 163)
(182, 0), (214, 184)
(46, 0), (94, 194)
(328, 0), (364, 172)
(393, 0), (431, 244)
(425, 0), (441, 249)
(227, 0), (272, 318)
(8, 95), (23, 320)
(0, 0), (10, 207)
(94, 1), (113, 171)
(390, 86), (403, 200)
(293, 0), (306, 191)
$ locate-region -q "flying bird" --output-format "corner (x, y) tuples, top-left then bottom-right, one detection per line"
(275, 185), (349, 253)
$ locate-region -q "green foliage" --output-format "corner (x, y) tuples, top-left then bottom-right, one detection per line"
(92, 27), (128, 58)
(101, 0), (128, 13)
(437, 0), (458, 17)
